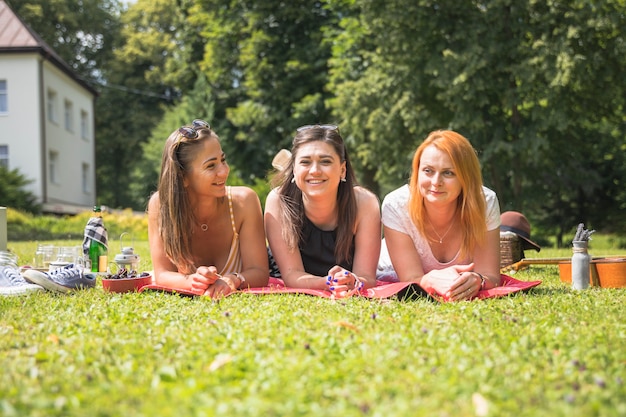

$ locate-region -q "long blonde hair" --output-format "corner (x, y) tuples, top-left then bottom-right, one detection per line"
(408, 130), (486, 260)
(156, 124), (220, 274)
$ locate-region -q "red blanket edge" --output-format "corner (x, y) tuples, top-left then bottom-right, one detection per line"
(139, 274), (541, 301)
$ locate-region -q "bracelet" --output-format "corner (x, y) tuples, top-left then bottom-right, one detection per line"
(233, 272), (246, 288)
(476, 272), (486, 290)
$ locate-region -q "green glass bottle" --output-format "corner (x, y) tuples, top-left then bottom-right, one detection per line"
(88, 206), (108, 272)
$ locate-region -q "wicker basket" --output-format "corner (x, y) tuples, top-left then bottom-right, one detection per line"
(500, 232), (523, 268)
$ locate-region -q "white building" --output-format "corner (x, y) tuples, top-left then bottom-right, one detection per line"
(0, 0), (98, 214)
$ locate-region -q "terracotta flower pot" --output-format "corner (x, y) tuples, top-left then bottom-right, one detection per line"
(102, 275), (152, 293)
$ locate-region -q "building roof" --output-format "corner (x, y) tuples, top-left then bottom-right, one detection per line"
(0, 0), (98, 96)
(0, 1), (38, 48)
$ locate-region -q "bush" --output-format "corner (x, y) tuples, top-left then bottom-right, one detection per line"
(0, 166), (41, 214)
(6, 207), (148, 242)
(5, 172), (269, 242)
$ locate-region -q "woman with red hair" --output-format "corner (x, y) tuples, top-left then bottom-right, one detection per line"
(377, 130), (501, 301)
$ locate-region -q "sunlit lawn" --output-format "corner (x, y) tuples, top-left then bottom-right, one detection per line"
(1, 240), (625, 416)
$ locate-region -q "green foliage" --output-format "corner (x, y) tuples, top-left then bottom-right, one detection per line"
(327, 0), (626, 242)
(92, 0), (189, 210)
(0, 166), (41, 214)
(1, 242), (625, 416)
(12, 0), (626, 243)
(5, 207), (148, 242)
(189, 0), (342, 182)
(129, 72), (218, 208)
(7, 0), (121, 76)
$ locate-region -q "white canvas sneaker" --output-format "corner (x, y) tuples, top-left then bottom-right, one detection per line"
(0, 265), (45, 296)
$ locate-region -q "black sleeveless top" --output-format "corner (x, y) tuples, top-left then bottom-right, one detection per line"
(299, 216), (355, 276)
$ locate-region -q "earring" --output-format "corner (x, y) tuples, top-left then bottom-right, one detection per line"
(341, 177), (346, 182)
(291, 176), (295, 183)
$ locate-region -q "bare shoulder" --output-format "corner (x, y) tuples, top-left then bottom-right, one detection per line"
(147, 192), (160, 213)
(263, 188), (281, 213)
(265, 188), (279, 201)
(354, 186), (380, 208)
(229, 186), (261, 208)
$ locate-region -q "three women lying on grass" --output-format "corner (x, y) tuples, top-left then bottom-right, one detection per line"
(149, 120), (500, 300)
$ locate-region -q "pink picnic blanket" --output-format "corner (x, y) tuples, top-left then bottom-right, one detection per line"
(139, 275), (541, 301)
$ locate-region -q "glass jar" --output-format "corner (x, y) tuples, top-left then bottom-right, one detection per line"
(34, 244), (57, 270)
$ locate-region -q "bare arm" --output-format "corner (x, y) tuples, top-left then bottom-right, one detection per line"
(264, 190), (327, 289)
(350, 187), (381, 288)
(384, 225), (474, 297)
(469, 227), (501, 289)
(227, 187), (269, 288)
(443, 228), (501, 301)
(147, 193), (218, 293)
(383, 225), (426, 283)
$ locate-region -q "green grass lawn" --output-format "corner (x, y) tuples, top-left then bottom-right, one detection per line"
(1, 240), (625, 417)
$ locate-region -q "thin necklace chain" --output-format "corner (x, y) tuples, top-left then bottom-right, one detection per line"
(196, 196), (227, 232)
(426, 212), (456, 244)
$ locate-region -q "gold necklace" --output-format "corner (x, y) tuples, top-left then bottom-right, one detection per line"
(426, 213), (455, 244)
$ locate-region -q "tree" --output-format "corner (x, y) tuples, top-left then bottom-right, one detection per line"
(12, 0), (626, 239)
(129, 72), (217, 208)
(327, 0), (626, 243)
(0, 166), (41, 213)
(188, 0), (343, 183)
(7, 0), (121, 77)
(94, 0), (188, 209)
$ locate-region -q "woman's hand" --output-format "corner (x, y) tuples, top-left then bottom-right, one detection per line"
(421, 263), (477, 300)
(189, 266), (221, 294)
(326, 266), (364, 298)
(203, 277), (236, 298)
(445, 269), (485, 301)
(200, 270), (245, 298)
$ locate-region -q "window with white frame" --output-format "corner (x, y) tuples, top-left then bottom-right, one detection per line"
(47, 89), (58, 123)
(0, 145), (8, 169)
(82, 163), (90, 193)
(80, 110), (89, 140)
(49, 151), (58, 183)
(64, 99), (73, 131)
(0, 80), (7, 114)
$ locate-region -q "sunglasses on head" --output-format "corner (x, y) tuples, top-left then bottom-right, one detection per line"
(177, 119), (211, 140)
(296, 124), (338, 132)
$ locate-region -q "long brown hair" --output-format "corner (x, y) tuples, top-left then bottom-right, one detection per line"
(408, 130), (486, 260)
(271, 126), (357, 264)
(156, 124), (219, 274)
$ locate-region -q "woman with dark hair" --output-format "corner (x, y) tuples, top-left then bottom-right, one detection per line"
(264, 125), (381, 297)
(377, 130), (501, 301)
(147, 119), (268, 297)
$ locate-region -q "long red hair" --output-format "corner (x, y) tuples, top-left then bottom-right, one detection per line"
(408, 130), (486, 260)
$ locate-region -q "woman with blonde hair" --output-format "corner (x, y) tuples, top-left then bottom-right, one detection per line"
(265, 125), (381, 297)
(148, 119), (268, 297)
(377, 130), (501, 301)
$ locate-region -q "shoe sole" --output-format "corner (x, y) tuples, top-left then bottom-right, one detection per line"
(22, 269), (73, 294)
(0, 284), (45, 296)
